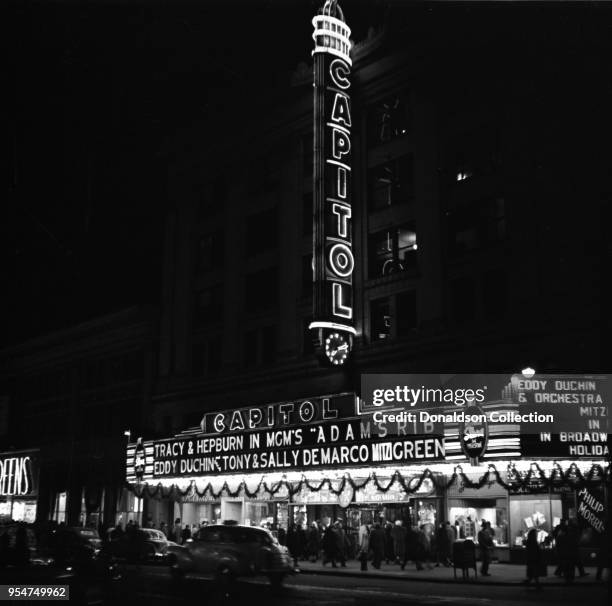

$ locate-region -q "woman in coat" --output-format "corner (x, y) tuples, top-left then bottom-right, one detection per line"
(524, 528), (545, 590)
(358, 524), (370, 571)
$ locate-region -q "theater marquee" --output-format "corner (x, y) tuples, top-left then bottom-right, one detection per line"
(126, 393), (445, 482)
(309, 1), (355, 367)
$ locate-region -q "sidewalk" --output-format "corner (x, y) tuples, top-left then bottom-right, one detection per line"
(295, 559), (603, 586)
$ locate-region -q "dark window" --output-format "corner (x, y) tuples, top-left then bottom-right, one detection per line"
(447, 197), (505, 256)
(368, 155), (414, 210)
(246, 207), (278, 256)
(196, 231), (224, 272)
(482, 270), (507, 321)
(453, 124), (500, 182)
(368, 224), (417, 278)
(370, 297), (391, 341)
(183, 411), (201, 427)
(451, 277), (476, 324)
(301, 255), (313, 297)
(303, 193), (313, 235)
(367, 93), (411, 144)
(303, 318), (315, 355)
(396, 291), (417, 336)
(245, 267), (278, 311)
(243, 325), (276, 368)
(244, 329), (258, 368)
(261, 325), (276, 364)
(194, 284), (224, 327)
(302, 135), (313, 178)
(198, 176), (226, 220)
(192, 336), (222, 377)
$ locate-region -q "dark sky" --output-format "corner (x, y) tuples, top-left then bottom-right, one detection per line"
(5, 0), (389, 345)
(5, 0), (610, 346)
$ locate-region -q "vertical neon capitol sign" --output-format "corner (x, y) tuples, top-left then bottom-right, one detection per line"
(309, 0), (355, 366)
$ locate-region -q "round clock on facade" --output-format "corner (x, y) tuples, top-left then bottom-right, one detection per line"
(324, 332), (350, 366)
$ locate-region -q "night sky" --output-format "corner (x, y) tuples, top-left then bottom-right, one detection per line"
(5, 0), (610, 346)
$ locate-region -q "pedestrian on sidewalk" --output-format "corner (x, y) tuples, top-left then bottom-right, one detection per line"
(595, 525), (609, 581)
(568, 518), (589, 578)
(391, 520), (407, 565)
(384, 522), (394, 564)
(322, 523), (338, 568)
(358, 523), (370, 571)
(402, 523), (424, 571)
(435, 521), (452, 567)
(306, 521), (321, 562)
(477, 521), (494, 576)
(287, 523), (302, 571)
(369, 523), (385, 569)
(523, 528), (545, 590)
(334, 521), (347, 567)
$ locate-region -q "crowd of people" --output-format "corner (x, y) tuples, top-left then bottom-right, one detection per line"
(274, 518), (459, 573)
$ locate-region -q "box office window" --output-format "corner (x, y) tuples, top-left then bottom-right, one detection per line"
(368, 155), (414, 211)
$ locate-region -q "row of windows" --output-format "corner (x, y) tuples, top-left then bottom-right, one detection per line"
(15, 352), (142, 402)
(190, 269), (507, 376)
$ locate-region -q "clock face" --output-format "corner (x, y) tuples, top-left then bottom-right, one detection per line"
(324, 332), (350, 366)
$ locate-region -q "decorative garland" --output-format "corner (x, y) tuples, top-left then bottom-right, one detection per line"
(127, 462), (609, 500)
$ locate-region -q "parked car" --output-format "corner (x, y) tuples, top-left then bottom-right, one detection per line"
(102, 528), (177, 563)
(47, 526), (102, 573)
(167, 523), (293, 586)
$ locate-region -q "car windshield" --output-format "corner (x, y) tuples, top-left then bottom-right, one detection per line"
(142, 529), (164, 540)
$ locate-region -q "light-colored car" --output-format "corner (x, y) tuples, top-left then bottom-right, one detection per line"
(167, 523), (293, 586)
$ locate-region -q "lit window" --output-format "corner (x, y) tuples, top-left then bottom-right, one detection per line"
(368, 224), (417, 278)
(370, 297), (391, 340)
(368, 155), (414, 210)
(368, 93), (412, 144)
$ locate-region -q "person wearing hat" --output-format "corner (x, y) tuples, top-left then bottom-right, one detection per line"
(477, 521), (494, 576)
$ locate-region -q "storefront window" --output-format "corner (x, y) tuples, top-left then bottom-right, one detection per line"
(448, 497), (509, 546)
(53, 492), (67, 524)
(509, 494), (561, 547)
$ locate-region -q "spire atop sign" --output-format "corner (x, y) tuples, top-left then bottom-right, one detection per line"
(312, 1), (352, 65)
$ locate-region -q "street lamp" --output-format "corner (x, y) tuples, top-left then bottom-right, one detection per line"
(521, 367), (536, 379)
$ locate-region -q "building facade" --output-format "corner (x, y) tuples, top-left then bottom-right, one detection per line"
(126, 2), (607, 563)
(0, 306), (156, 531)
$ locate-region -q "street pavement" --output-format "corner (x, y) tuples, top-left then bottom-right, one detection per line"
(101, 562), (608, 606)
(295, 558), (603, 586)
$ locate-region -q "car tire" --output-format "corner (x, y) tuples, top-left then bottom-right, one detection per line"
(215, 564), (234, 587)
(170, 565), (184, 582)
(268, 572), (285, 588)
